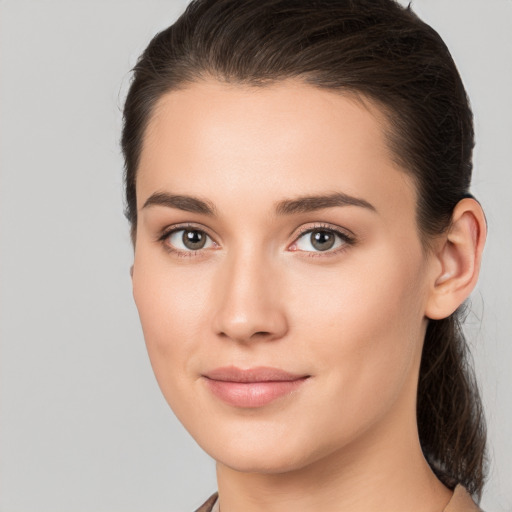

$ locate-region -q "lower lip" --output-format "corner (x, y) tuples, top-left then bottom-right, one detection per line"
(203, 378), (309, 408)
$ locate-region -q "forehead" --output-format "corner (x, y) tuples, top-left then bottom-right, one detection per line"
(137, 79), (416, 219)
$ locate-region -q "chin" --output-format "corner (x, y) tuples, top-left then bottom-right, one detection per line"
(196, 425), (334, 475)
(217, 451), (311, 475)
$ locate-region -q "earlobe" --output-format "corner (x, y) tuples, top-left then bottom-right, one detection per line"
(425, 198), (486, 320)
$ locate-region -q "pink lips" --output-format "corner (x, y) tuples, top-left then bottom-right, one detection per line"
(202, 366), (310, 408)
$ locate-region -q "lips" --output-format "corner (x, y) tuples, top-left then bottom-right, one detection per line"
(202, 366), (310, 408)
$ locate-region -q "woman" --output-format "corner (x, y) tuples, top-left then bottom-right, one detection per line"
(122, 0), (487, 510)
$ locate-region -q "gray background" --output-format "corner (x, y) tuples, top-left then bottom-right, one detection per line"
(0, 1), (510, 511)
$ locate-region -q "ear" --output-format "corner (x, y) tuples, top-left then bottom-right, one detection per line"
(425, 198), (486, 320)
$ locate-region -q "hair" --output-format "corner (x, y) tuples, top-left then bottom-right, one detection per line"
(121, 0), (487, 499)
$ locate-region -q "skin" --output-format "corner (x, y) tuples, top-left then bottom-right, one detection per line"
(131, 80), (485, 512)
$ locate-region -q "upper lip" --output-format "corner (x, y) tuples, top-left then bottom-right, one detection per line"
(203, 366), (309, 383)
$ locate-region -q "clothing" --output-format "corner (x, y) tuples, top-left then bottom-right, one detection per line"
(445, 486), (482, 512)
(194, 484), (481, 512)
(194, 493), (218, 512)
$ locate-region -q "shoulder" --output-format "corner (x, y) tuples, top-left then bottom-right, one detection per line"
(444, 485), (482, 512)
(194, 492), (218, 512)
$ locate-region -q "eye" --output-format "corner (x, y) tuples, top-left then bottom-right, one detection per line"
(291, 228), (352, 253)
(165, 228), (216, 252)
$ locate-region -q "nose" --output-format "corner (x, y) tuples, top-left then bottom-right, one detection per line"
(211, 250), (288, 343)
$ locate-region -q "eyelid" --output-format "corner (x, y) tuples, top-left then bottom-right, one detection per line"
(293, 222), (355, 240)
(288, 223), (356, 254)
(158, 221), (217, 239)
(157, 223), (220, 256)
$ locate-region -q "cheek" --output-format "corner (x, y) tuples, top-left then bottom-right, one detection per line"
(131, 250), (212, 399)
(287, 246), (427, 423)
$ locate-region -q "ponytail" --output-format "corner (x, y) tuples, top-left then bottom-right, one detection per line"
(417, 308), (487, 498)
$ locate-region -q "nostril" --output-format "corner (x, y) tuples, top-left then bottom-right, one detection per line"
(252, 331), (271, 338)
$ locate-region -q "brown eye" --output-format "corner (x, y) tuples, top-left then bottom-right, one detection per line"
(166, 228), (215, 252)
(310, 230), (335, 251)
(292, 228), (351, 253)
(182, 229), (207, 250)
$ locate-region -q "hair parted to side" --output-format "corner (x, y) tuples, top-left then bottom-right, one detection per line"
(121, 0), (487, 499)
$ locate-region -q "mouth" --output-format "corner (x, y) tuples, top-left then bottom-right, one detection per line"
(201, 366), (311, 408)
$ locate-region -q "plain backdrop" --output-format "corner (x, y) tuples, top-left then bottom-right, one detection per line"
(0, 1), (511, 511)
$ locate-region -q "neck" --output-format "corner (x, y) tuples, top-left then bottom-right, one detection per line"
(215, 373), (452, 512)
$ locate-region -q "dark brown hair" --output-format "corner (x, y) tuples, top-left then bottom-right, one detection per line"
(121, 0), (486, 499)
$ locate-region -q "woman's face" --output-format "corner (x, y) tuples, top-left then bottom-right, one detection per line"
(132, 80), (435, 473)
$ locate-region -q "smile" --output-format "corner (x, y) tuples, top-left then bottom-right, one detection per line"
(202, 366), (310, 408)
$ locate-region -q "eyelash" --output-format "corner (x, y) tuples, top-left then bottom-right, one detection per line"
(157, 222), (356, 258)
(290, 223), (356, 258)
(158, 223), (216, 258)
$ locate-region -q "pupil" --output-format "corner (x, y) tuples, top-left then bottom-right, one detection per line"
(183, 230), (206, 250)
(311, 230), (335, 251)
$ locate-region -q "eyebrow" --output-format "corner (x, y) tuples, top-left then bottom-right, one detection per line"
(141, 191), (376, 216)
(142, 192), (217, 216)
(275, 192), (376, 215)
